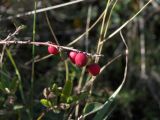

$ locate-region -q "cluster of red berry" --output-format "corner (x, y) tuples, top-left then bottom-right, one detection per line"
(48, 45), (100, 76)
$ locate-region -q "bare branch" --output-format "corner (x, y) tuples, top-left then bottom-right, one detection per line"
(100, 54), (122, 72)
(0, 40), (103, 57)
(0, 26), (103, 58)
(3, 26), (24, 41)
(100, 0), (153, 45)
(0, 0), (85, 21)
(82, 53), (122, 91)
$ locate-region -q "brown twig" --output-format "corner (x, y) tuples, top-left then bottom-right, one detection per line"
(0, 0), (85, 21)
(100, 0), (153, 45)
(1, 26), (103, 58)
(81, 31), (129, 119)
(0, 26), (24, 68)
(3, 26), (24, 41)
(0, 40), (103, 57)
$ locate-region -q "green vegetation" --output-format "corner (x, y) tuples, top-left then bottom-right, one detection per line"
(0, 0), (159, 120)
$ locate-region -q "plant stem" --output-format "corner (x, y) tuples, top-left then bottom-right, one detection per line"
(0, 40), (103, 57)
(95, 0), (110, 62)
(31, 0), (37, 119)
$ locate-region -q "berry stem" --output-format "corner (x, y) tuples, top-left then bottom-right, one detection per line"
(1, 26), (103, 58)
(0, 40), (103, 57)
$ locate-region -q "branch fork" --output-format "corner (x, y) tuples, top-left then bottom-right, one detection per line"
(1, 26), (103, 58)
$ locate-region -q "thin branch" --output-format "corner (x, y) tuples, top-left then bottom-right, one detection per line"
(139, 0), (146, 78)
(0, 40), (103, 57)
(95, 0), (111, 63)
(82, 31), (129, 119)
(0, 26), (24, 68)
(82, 53), (122, 91)
(67, 9), (105, 46)
(100, 54), (122, 72)
(85, 5), (92, 52)
(0, 0), (85, 21)
(44, 3), (60, 46)
(1, 26), (103, 58)
(67, 0), (116, 47)
(3, 26), (24, 41)
(95, 0), (118, 63)
(75, 6), (92, 118)
(100, 0), (153, 45)
(34, 54), (52, 63)
(0, 45), (7, 68)
(120, 31), (128, 50)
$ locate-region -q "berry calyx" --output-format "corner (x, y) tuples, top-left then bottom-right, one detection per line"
(48, 44), (59, 55)
(75, 52), (88, 67)
(68, 51), (78, 64)
(87, 63), (100, 76)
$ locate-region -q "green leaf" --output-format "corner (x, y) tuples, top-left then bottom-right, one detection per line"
(92, 78), (126, 120)
(67, 92), (88, 104)
(10, 76), (19, 93)
(51, 84), (62, 96)
(40, 99), (52, 108)
(0, 96), (5, 103)
(13, 105), (24, 110)
(52, 108), (60, 114)
(6, 49), (25, 101)
(93, 97), (115, 120)
(93, 60), (127, 120)
(6, 49), (21, 80)
(0, 76), (10, 92)
(52, 84), (58, 91)
(73, 92), (88, 101)
(0, 81), (5, 92)
(83, 102), (102, 115)
(61, 79), (73, 101)
(66, 96), (74, 103)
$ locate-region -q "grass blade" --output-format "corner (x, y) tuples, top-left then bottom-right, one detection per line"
(93, 31), (128, 120)
(6, 49), (25, 102)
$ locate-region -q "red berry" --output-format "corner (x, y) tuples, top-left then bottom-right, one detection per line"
(87, 63), (100, 76)
(75, 52), (88, 67)
(68, 51), (78, 64)
(48, 44), (59, 55)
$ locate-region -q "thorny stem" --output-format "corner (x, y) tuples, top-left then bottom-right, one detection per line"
(0, 40), (103, 57)
(1, 26), (103, 57)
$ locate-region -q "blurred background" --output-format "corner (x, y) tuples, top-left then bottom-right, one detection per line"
(0, 0), (160, 120)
